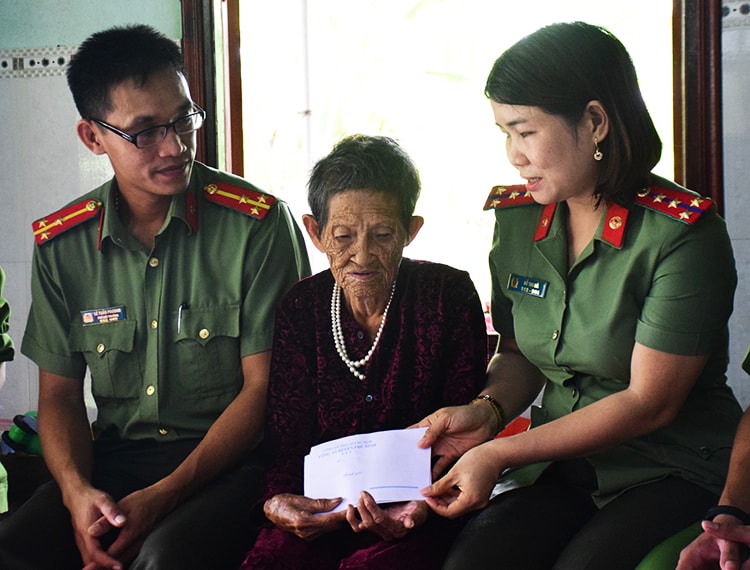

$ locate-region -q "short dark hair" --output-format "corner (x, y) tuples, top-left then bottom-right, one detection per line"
(485, 21), (662, 205)
(307, 135), (421, 233)
(67, 24), (185, 120)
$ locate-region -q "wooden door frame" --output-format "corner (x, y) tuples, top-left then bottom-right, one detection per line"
(673, 0), (724, 212)
(182, 0), (725, 211)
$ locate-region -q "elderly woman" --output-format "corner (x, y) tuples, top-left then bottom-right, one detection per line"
(239, 135), (488, 569)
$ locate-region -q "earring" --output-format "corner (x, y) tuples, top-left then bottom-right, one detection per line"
(593, 138), (603, 161)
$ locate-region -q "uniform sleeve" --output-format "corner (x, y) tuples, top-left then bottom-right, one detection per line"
(489, 217), (516, 338)
(0, 267), (14, 362)
(239, 201), (311, 357)
(21, 245), (87, 378)
(635, 210), (737, 355)
(260, 289), (318, 500)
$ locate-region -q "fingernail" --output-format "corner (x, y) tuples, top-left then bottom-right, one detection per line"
(114, 515), (126, 524)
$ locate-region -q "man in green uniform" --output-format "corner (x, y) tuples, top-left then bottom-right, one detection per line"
(0, 266), (14, 516)
(0, 25), (310, 570)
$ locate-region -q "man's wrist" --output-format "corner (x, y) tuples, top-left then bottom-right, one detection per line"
(704, 505), (750, 525)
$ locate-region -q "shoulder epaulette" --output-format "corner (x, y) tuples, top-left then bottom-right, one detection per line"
(203, 182), (276, 220)
(483, 185), (536, 210)
(635, 185), (712, 225)
(32, 199), (102, 245)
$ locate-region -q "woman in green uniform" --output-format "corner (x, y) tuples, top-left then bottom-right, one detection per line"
(417, 21), (741, 569)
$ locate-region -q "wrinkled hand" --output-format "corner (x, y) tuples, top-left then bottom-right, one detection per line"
(66, 486), (127, 570)
(413, 403), (496, 478)
(677, 517), (750, 570)
(264, 494), (346, 541)
(346, 492), (429, 541)
(421, 441), (503, 519)
(83, 486), (167, 570)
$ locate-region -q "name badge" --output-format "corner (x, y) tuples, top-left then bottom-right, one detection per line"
(81, 306), (126, 325)
(507, 274), (548, 298)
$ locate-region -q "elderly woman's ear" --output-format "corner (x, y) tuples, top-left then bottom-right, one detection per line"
(406, 216), (424, 246)
(302, 214), (325, 253)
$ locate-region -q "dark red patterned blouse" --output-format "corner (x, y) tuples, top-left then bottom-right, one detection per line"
(261, 258), (488, 500)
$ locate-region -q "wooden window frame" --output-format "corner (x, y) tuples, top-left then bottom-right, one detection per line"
(182, 0), (724, 211)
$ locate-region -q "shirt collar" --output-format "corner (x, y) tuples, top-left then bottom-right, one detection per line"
(532, 201), (630, 249)
(99, 180), (199, 250)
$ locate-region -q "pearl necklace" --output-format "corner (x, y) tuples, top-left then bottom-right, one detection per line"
(331, 280), (396, 381)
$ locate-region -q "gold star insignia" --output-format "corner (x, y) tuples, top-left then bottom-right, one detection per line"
(509, 191), (520, 199)
(668, 200), (680, 208)
(653, 194), (665, 203)
(690, 198), (703, 207)
(257, 195), (267, 204)
(251, 207), (259, 216)
(679, 211), (691, 220)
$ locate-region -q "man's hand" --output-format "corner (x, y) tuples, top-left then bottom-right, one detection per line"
(413, 402), (496, 478)
(346, 492), (429, 540)
(82, 486), (171, 570)
(264, 493), (346, 541)
(678, 517), (750, 570)
(66, 486), (127, 570)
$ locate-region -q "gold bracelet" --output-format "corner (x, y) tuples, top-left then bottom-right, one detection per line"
(471, 394), (506, 435)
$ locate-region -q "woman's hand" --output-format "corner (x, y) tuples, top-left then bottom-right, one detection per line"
(413, 402), (497, 478)
(346, 492), (429, 540)
(420, 440), (505, 519)
(264, 494), (346, 541)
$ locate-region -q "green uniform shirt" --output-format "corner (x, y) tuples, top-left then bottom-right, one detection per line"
(0, 266), (10, 513)
(22, 162), (310, 442)
(488, 175), (741, 506)
(0, 266), (13, 363)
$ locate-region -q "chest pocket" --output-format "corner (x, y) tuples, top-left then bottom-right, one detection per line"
(172, 304), (243, 398)
(68, 319), (140, 400)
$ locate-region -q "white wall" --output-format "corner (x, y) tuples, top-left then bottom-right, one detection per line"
(723, 1), (750, 405)
(0, 0), (181, 419)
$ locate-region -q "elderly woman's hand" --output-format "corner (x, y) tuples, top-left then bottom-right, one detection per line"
(264, 493), (346, 541)
(345, 492), (429, 541)
(413, 402), (498, 479)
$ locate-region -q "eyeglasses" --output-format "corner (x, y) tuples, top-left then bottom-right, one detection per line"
(90, 104), (206, 149)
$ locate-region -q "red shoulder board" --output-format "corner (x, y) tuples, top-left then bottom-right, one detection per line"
(483, 185), (535, 210)
(635, 186), (712, 225)
(32, 199), (102, 245)
(203, 182), (276, 219)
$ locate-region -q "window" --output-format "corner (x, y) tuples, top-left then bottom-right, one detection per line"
(182, 0), (723, 302)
